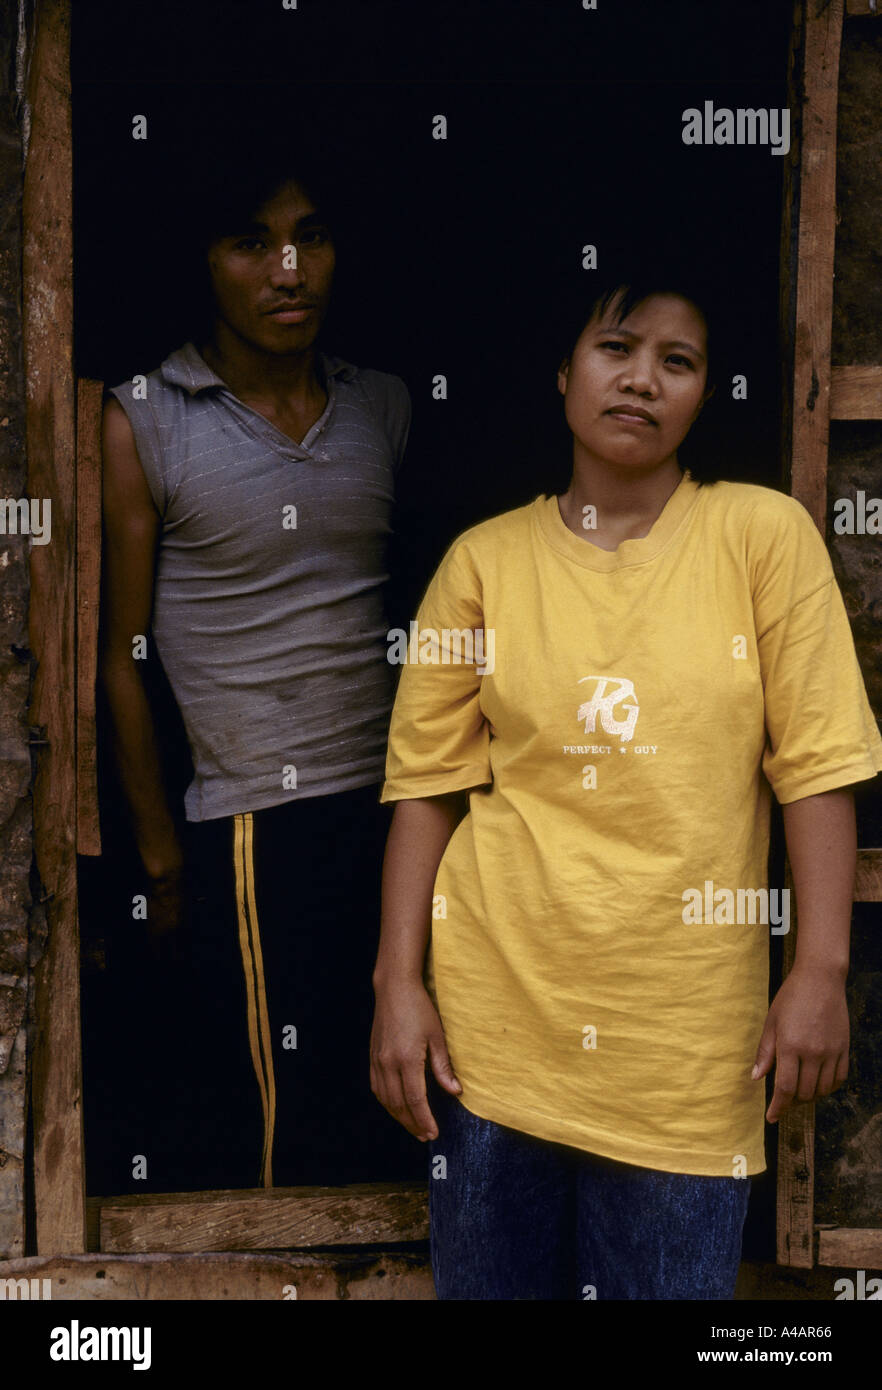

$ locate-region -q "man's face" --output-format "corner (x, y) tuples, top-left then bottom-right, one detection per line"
(557, 291), (711, 470)
(206, 179), (335, 354)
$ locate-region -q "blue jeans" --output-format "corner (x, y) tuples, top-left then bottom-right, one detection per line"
(427, 1082), (751, 1300)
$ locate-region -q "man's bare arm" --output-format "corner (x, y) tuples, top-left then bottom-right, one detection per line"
(100, 397), (183, 884)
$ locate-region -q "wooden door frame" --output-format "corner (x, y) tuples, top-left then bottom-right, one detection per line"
(24, 0), (85, 1256)
(23, 0), (881, 1264)
(22, 0), (428, 1257)
(776, 0), (882, 1270)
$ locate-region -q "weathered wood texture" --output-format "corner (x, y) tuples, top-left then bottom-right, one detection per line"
(830, 17), (882, 725)
(90, 1183), (430, 1254)
(777, 864), (816, 1268)
(76, 379), (103, 857)
(779, 0), (882, 1270)
(818, 15), (882, 1236)
(845, 0), (882, 16)
(0, 1250), (435, 1300)
(0, 0), (34, 1262)
(789, 0), (843, 531)
(855, 849), (882, 902)
(23, 0), (86, 1254)
(817, 1227), (882, 1269)
(777, 0), (804, 494)
(830, 365), (882, 418)
(813, 912), (882, 1229)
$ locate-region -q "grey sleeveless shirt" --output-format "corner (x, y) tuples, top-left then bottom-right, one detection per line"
(108, 341), (410, 821)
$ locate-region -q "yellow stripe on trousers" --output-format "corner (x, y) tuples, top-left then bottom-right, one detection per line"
(233, 812), (277, 1188)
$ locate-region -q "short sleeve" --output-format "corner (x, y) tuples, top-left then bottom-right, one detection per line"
(751, 496), (882, 804)
(105, 381), (169, 516)
(381, 536), (492, 802)
(362, 370), (411, 473)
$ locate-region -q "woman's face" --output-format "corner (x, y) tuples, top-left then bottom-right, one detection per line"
(557, 291), (711, 471)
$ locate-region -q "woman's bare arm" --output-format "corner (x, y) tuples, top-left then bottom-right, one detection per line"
(753, 787), (855, 1121)
(371, 792), (468, 1140)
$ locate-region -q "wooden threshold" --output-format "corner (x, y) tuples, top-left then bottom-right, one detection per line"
(0, 1250), (434, 1300)
(88, 1182), (429, 1254)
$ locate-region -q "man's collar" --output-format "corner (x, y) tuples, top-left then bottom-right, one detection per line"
(160, 341), (358, 396)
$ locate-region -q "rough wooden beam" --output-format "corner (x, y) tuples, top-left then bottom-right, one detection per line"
(23, 0), (85, 1254)
(777, 863), (816, 1267)
(817, 1227), (882, 1268)
(845, 0), (882, 16)
(854, 848), (882, 902)
(76, 378), (103, 856)
(777, 0), (804, 493)
(790, 0), (844, 532)
(0, 1250), (434, 1300)
(90, 1183), (430, 1254)
(0, 0), (33, 1264)
(829, 364), (882, 418)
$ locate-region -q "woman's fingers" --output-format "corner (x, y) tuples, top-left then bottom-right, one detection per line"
(428, 1033), (462, 1096)
(372, 1047), (436, 1140)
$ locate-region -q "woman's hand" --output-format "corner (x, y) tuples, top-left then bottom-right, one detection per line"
(370, 979), (462, 1141)
(752, 963), (850, 1122)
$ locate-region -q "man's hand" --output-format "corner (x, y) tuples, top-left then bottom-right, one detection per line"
(144, 859), (188, 967)
(752, 963), (849, 1123)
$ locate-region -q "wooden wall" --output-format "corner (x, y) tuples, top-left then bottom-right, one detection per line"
(814, 11), (882, 1229)
(0, 0), (35, 1261)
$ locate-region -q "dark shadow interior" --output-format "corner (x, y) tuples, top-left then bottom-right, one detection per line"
(72, 0), (793, 1259)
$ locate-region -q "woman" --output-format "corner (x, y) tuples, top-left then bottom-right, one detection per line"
(370, 272), (882, 1299)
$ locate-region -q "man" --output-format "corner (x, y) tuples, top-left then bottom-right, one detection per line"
(100, 158), (421, 1190)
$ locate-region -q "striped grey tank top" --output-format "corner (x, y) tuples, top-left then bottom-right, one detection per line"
(108, 341), (411, 821)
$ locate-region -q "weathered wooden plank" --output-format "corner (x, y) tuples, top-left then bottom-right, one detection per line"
(817, 1227), (882, 1268)
(0, 1250), (434, 1300)
(830, 365), (882, 418)
(0, 0), (32, 1264)
(92, 1183), (430, 1254)
(22, 0), (86, 1255)
(777, 863), (816, 1267)
(0, 1031), (27, 1260)
(778, 0), (821, 1253)
(789, 0), (844, 532)
(76, 378), (103, 856)
(777, 0), (804, 493)
(854, 848), (882, 902)
(845, 0), (882, 16)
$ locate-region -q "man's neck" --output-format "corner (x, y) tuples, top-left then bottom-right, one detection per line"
(199, 323), (323, 408)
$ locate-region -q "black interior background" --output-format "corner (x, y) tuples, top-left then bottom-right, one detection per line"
(73, 0), (792, 1256)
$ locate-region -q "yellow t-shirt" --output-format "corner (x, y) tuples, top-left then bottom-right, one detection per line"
(381, 471), (882, 1176)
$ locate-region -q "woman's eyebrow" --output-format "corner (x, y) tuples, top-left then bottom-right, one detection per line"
(597, 327), (705, 361)
(665, 338), (706, 360)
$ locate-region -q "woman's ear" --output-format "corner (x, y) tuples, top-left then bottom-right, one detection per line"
(557, 357), (570, 395)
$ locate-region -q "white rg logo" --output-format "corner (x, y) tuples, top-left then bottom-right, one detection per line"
(577, 676), (640, 743)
